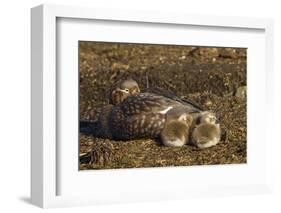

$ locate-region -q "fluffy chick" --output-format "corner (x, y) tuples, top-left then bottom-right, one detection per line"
(160, 107), (193, 147)
(191, 111), (221, 149)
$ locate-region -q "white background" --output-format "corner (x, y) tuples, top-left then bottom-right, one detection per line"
(0, 0), (280, 212)
(57, 18), (267, 198)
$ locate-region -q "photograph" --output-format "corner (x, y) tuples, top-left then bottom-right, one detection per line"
(79, 41), (247, 170)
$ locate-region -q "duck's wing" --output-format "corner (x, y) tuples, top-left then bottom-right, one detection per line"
(145, 87), (204, 112)
(109, 94), (175, 140)
(119, 93), (179, 117)
(110, 110), (166, 140)
(109, 93), (201, 140)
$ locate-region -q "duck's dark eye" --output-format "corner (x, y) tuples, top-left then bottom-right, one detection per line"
(124, 88), (129, 92)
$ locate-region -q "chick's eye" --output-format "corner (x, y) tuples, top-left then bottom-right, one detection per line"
(124, 88), (129, 92)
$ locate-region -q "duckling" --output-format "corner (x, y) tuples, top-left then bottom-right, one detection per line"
(160, 107), (193, 147)
(198, 111), (218, 124)
(191, 111), (221, 149)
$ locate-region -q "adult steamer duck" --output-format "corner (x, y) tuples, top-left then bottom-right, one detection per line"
(95, 78), (204, 140)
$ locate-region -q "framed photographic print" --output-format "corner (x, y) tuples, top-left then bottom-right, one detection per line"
(31, 4), (274, 208)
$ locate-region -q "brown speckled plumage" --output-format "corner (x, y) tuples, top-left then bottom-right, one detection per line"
(94, 79), (204, 140)
(97, 93), (202, 140)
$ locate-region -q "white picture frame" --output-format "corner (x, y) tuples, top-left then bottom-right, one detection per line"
(31, 4), (274, 208)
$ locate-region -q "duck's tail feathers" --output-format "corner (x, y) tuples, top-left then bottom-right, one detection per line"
(80, 120), (99, 136)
